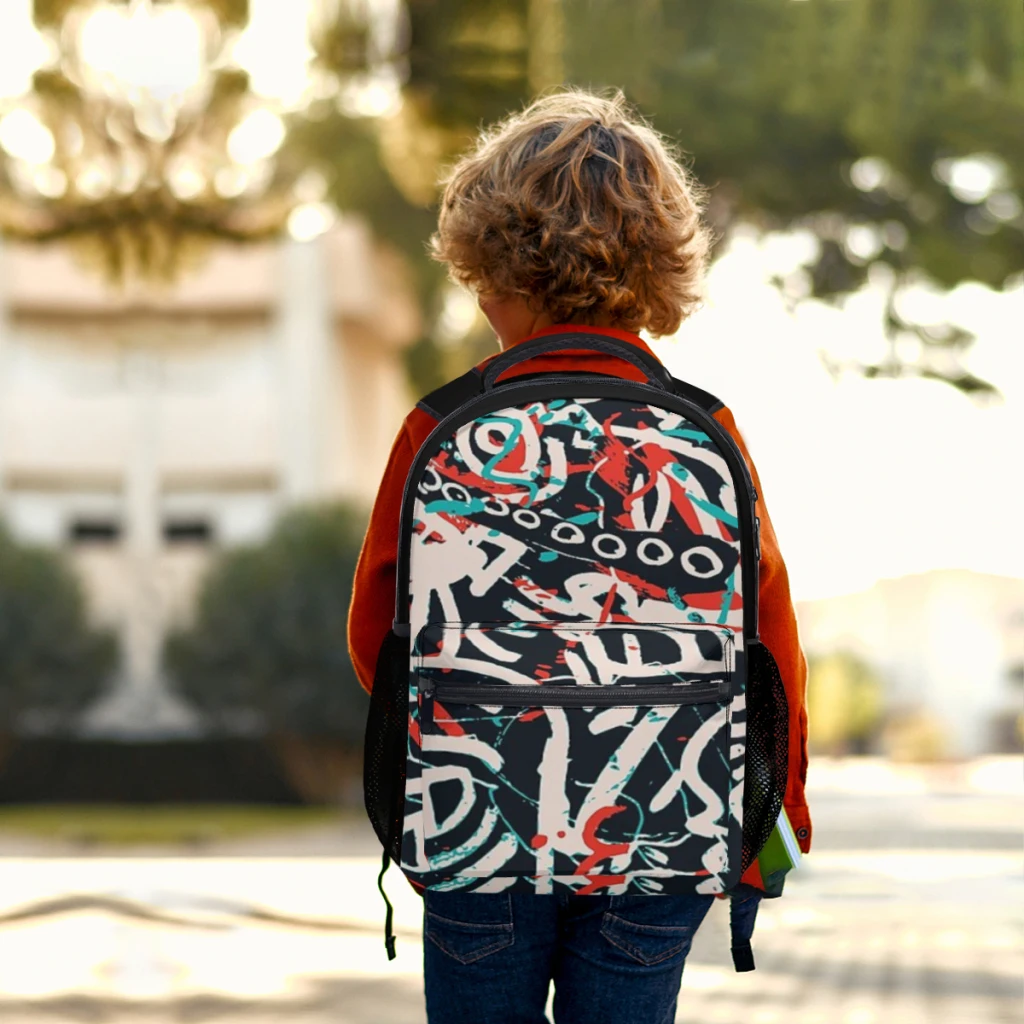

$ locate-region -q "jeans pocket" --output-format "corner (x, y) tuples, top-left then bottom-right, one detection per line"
(599, 895), (711, 967)
(424, 892), (514, 965)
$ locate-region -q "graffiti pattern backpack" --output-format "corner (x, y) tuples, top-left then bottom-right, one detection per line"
(364, 334), (789, 968)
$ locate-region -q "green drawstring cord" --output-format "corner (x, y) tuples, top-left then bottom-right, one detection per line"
(378, 848), (396, 960)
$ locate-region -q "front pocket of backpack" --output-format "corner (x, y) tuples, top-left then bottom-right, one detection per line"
(413, 622), (736, 889)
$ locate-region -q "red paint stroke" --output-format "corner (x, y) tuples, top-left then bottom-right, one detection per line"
(595, 412), (634, 495)
(436, 511), (474, 534)
(565, 462), (600, 477)
(530, 833), (548, 849)
(519, 709), (545, 723)
(681, 590), (743, 611)
(432, 702), (466, 737)
(598, 582), (619, 623)
(621, 470), (659, 517)
(740, 859), (765, 889)
(596, 566), (667, 601)
(430, 460), (522, 497)
(512, 576), (556, 602)
(493, 435), (526, 474)
(575, 804), (630, 876)
(669, 487), (704, 534)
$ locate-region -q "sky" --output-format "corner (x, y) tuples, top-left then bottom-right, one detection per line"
(650, 228), (1024, 602)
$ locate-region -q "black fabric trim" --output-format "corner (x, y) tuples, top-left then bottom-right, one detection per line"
(670, 376), (724, 415)
(731, 941), (755, 972)
(416, 367), (483, 421)
(482, 332), (673, 391)
(419, 366), (722, 423)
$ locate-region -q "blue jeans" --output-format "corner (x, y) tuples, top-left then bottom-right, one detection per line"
(422, 890), (716, 1024)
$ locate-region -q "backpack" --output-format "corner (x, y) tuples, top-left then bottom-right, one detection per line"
(363, 333), (790, 970)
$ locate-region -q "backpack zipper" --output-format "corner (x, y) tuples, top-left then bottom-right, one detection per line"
(422, 678), (728, 707)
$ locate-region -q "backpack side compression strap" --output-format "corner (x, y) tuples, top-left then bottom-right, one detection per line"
(416, 366), (724, 422)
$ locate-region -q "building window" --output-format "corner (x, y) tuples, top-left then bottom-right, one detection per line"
(69, 518), (122, 544)
(163, 518), (214, 545)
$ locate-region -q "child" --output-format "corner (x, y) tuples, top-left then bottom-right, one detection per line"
(349, 89), (810, 1024)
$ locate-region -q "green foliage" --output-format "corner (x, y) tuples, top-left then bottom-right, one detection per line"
(165, 504), (369, 742)
(0, 803), (337, 847)
(403, 0), (533, 130)
(562, 0), (1023, 361)
(306, 0), (1022, 396)
(0, 525), (116, 732)
(807, 650), (884, 755)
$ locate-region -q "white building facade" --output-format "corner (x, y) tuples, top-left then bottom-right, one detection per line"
(0, 222), (419, 737)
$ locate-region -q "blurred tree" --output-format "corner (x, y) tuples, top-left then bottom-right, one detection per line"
(164, 503), (369, 803)
(881, 705), (950, 762)
(9, 2), (1017, 392)
(297, 0), (542, 394)
(0, 525), (117, 736)
(165, 503), (368, 743)
(806, 650), (884, 755)
(561, 0), (1023, 398)
(304, 0), (1022, 397)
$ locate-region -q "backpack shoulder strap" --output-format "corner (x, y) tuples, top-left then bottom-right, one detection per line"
(416, 367), (724, 421)
(416, 367), (483, 421)
(670, 375), (725, 415)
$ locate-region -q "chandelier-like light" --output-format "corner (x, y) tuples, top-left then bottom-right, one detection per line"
(0, 0), (385, 280)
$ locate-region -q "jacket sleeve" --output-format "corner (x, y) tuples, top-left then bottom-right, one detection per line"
(714, 406), (812, 854)
(347, 423), (417, 694)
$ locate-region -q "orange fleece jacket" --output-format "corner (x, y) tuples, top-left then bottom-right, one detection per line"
(348, 325), (812, 858)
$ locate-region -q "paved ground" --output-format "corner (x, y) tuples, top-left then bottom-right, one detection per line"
(0, 757), (1020, 1023)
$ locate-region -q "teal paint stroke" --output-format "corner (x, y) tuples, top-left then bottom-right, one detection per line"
(583, 468), (606, 527)
(480, 415), (539, 505)
(423, 497), (487, 515)
(663, 427), (711, 443)
(717, 570), (736, 625)
(686, 494), (738, 528)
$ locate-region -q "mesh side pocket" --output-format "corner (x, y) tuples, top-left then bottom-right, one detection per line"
(363, 628), (410, 862)
(740, 640), (789, 874)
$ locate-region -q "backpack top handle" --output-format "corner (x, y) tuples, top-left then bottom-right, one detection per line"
(481, 332), (674, 392)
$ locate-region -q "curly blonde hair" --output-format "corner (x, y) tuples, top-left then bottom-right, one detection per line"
(431, 89), (711, 337)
